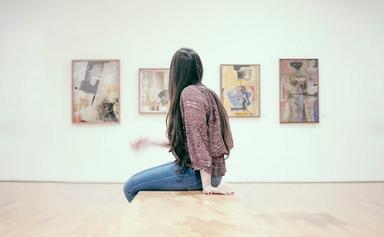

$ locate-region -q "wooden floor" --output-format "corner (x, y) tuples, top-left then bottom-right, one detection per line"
(0, 182), (383, 237)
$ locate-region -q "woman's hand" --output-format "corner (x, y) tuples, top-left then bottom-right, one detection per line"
(199, 170), (234, 196)
(130, 138), (152, 151)
(203, 185), (234, 195)
(131, 138), (170, 151)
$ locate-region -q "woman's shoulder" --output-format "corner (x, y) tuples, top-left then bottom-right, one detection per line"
(181, 84), (206, 100)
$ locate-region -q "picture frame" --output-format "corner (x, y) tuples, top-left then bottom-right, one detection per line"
(139, 68), (170, 114)
(220, 64), (261, 117)
(72, 59), (120, 124)
(279, 58), (319, 123)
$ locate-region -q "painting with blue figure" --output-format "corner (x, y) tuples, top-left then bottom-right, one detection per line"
(220, 64), (260, 117)
(226, 86), (253, 111)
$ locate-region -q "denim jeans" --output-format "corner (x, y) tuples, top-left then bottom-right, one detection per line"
(123, 161), (222, 202)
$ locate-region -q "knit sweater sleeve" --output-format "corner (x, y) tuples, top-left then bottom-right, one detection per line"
(180, 87), (212, 174)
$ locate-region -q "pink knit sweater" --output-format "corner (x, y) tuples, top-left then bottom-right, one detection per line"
(178, 84), (234, 176)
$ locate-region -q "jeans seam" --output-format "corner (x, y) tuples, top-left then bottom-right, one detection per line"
(130, 174), (186, 192)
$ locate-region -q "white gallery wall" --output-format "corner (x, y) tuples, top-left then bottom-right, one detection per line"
(0, 0), (383, 182)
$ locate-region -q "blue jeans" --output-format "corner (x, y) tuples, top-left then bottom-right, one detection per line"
(123, 161), (222, 202)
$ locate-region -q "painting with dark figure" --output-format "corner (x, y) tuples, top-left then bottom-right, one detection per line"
(280, 59), (319, 123)
(139, 68), (169, 114)
(221, 64), (260, 117)
(98, 98), (119, 122)
(72, 60), (120, 124)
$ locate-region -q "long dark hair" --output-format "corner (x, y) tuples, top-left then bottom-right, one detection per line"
(166, 48), (233, 169)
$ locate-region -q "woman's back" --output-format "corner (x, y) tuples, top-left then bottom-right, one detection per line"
(179, 84), (234, 176)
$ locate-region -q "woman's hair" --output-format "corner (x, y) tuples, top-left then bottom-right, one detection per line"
(166, 48), (232, 170)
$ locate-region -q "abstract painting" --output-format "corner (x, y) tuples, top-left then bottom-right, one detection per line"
(280, 59), (319, 123)
(220, 64), (260, 117)
(72, 60), (120, 124)
(139, 68), (169, 114)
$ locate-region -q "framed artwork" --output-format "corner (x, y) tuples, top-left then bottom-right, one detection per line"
(280, 58), (319, 123)
(72, 60), (120, 124)
(220, 64), (260, 117)
(139, 68), (170, 114)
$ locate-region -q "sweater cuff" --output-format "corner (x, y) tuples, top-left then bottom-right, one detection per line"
(192, 163), (212, 175)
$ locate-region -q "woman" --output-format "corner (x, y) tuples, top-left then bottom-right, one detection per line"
(123, 48), (234, 202)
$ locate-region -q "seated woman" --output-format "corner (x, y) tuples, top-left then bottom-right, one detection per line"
(123, 48), (234, 202)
